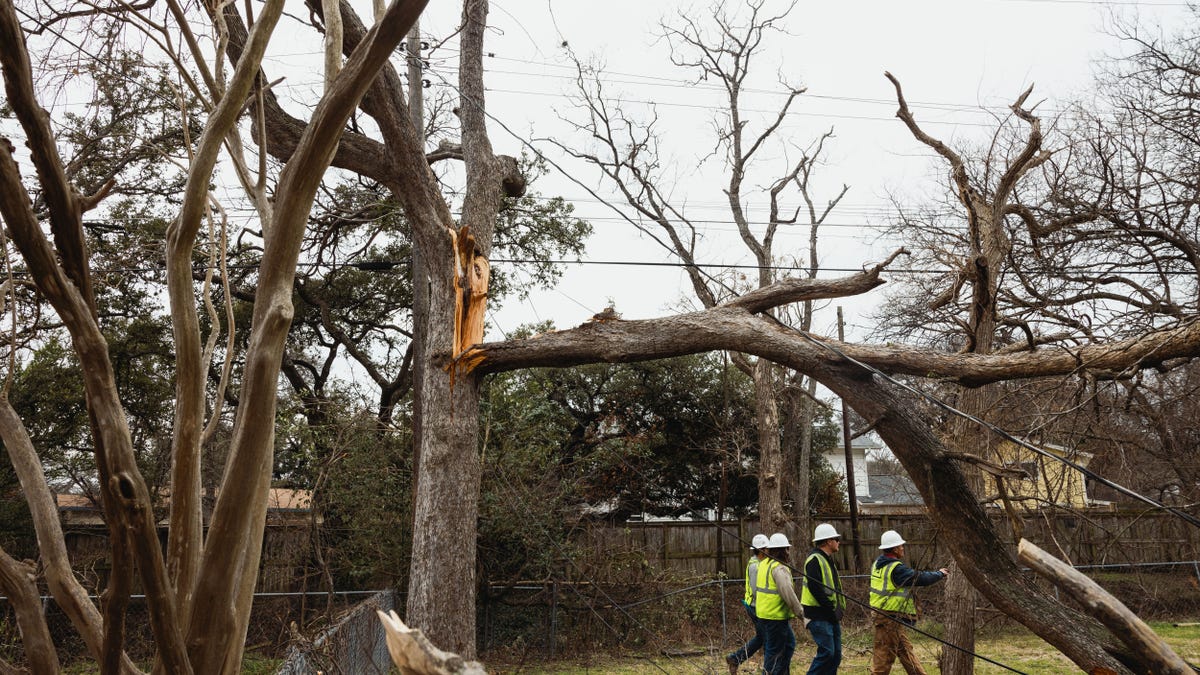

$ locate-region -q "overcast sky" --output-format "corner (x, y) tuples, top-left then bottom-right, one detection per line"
(294, 1), (1189, 341)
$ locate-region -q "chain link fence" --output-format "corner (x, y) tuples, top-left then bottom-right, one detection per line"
(276, 590), (396, 675)
(479, 559), (1200, 663)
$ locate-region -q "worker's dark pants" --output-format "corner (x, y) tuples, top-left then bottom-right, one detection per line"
(759, 617), (795, 675)
(805, 619), (842, 675)
(727, 602), (764, 665)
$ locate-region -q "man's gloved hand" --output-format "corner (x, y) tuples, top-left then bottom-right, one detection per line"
(835, 607), (844, 622)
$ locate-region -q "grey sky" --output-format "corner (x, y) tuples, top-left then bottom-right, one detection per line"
(387, 1), (1185, 341)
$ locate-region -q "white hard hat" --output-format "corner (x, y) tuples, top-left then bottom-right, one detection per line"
(751, 534), (770, 549)
(880, 530), (906, 549)
(812, 523), (841, 542)
(767, 533), (791, 548)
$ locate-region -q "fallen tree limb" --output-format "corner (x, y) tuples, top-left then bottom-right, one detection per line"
(1017, 538), (1194, 675)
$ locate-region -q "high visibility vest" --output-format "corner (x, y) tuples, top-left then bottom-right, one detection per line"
(800, 551), (845, 610)
(754, 558), (794, 620)
(870, 559), (916, 615)
(743, 557), (760, 606)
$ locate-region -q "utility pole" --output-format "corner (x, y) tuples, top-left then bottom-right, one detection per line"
(406, 23), (424, 132)
(837, 306), (863, 573)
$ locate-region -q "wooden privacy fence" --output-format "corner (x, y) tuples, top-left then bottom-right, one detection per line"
(572, 510), (1200, 580)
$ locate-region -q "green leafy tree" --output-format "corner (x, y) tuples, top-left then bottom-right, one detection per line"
(476, 345), (847, 586)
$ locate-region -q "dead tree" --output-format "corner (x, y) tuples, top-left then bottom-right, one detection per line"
(554, 0), (848, 537)
(4, 3), (1200, 672)
(458, 264), (1200, 674)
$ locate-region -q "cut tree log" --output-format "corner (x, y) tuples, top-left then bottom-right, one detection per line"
(377, 609), (487, 674)
(1016, 538), (1194, 675)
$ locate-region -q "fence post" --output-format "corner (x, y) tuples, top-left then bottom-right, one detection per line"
(482, 587), (489, 653)
(550, 581), (557, 658)
(720, 578), (727, 646)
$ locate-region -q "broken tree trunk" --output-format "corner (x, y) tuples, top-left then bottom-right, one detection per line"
(377, 610), (486, 675)
(1017, 539), (1193, 675)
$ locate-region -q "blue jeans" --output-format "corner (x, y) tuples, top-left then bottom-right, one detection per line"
(759, 618), (796, 675)
(805, 619), (842, 675)
(727, 602), (764, 665)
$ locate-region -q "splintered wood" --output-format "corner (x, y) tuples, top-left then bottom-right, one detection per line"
(377, 609), (486, 674)
(450, 225), (489, 371)
(1017, 539), (1192, 675)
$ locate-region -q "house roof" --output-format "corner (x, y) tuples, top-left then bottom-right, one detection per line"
(999, 440), (1094, 464)
(267, 488), (312, 511)
(55, 488), (313, 512)
(55, 493), (98, 510)
(861, 472), (923, 506)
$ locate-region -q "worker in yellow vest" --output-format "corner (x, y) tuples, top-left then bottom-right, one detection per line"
(725, 533), (769, 674)
(800, 523), (844, 675)
(869, 529), (949, 675)
(754, 532), (805, 675)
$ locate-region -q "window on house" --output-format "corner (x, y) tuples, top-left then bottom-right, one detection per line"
(1004, 461), (1038, 481)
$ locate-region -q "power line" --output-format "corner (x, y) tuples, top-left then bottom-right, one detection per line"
(499, 367), (1035, 673)
(257, 45), (1080, 120)
(780, 317), (1200, 531)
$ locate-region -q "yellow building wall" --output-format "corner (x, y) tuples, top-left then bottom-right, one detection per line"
(994, 440), (1090, 509)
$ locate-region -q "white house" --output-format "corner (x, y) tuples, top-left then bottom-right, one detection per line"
(821, 434), (879, 501)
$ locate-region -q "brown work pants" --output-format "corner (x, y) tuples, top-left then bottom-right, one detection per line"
(871, 614), (927, 675)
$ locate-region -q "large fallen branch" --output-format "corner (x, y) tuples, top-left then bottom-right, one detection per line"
(1017, 539), (1194, 675)
(467, 273), (1200, 387)
(377, 610), (486, 675)
(450, 260), (1158, 672)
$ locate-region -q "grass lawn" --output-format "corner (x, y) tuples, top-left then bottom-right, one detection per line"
(488, 621), (1200, 674)
(60, 652), (280, 674)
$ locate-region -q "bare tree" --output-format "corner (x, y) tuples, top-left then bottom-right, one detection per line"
(553, 0), (847, 537)
(6, 3), (1200, 673)
(458, 257), (1200, 673)
(0, 0), (427, 671)
(877, 10), (1200, 660)
(885, 71), (1061, 674)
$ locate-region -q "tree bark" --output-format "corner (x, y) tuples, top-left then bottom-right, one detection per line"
(0, 551), (60, 675)
(378, 610), (486, 674)
(405, 0), (517, 657)
(165, 0), (285, 625)
(1018, 539), (1192, 675)
(753, 359), (786, 533)
(0, 4), (186, 669)
(461, 261), (1192, 674)
(182, 2), (428, 671)
(0, 396), (118, 666)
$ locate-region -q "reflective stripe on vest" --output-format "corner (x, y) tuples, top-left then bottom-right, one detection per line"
(744, 558), (759, 606)
(869, 559), (916, 614)
(754, 558), (794, 620)
(800, 551), (845, 610)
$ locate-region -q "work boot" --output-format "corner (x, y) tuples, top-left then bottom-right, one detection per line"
(725, 654), (738, 674)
